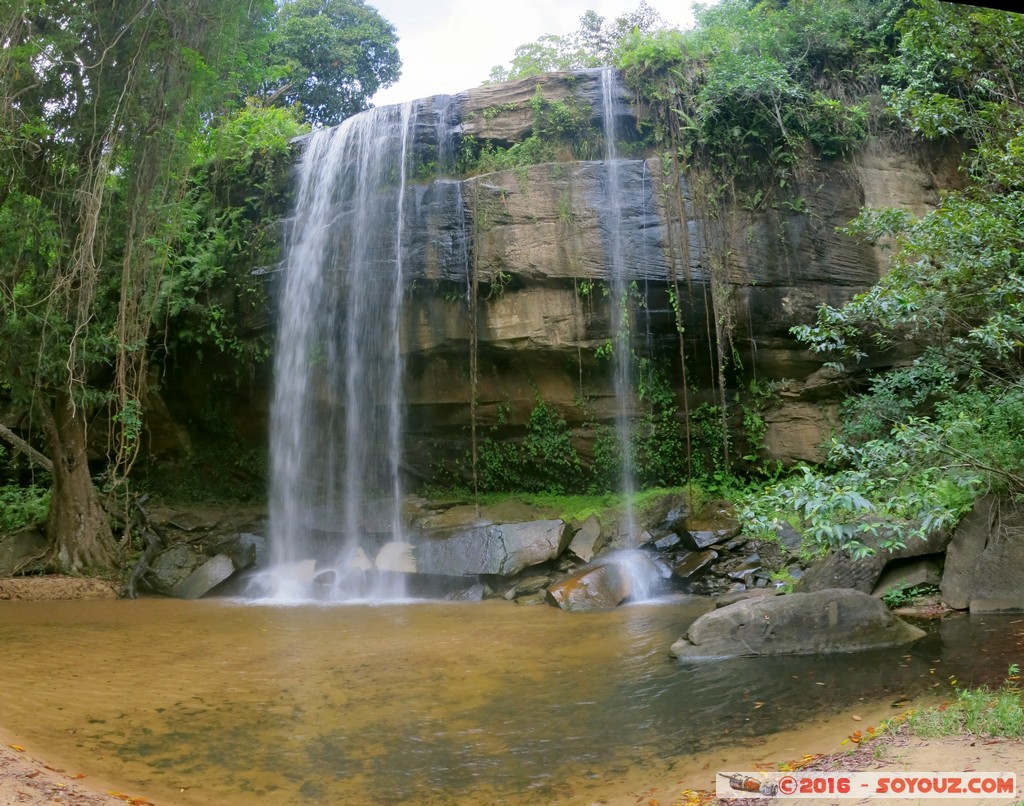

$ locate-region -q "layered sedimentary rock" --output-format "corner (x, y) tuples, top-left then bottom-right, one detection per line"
(160, 70), (961, 481)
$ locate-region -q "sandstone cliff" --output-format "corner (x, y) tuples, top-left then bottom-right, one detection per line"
(159, 70), (962, 486)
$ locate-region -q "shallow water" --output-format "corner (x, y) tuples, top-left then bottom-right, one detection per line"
(0, 598), (1019, 805)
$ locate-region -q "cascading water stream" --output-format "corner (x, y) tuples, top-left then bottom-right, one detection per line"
(259, 102), (417, 602)
(600, 66), (656, 601)
(600, 69), (638, 538)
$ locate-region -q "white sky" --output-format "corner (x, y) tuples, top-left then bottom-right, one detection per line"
(368, 0), (706, 106)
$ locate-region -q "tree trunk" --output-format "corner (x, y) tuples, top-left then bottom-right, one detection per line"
(43, 391), (119, 574)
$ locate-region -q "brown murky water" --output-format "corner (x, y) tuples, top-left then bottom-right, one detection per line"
(0, 598), (1019, 805)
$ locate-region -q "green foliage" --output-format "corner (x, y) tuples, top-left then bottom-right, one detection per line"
(632, 358), (687, 486)
(882, 1), (1024, 142)
(798, 191), (1024, 367)
(881, 582), (938, 610)
(476, 398), (582, 494)
(488, 3), (667, 82)
(0, 483), (50, 533)
(266, 0), (401, 127)
(739, 428), (978, 559)
(892, 670), (1024, 740)
(616, 0), (893, 190)
(688, 402), (731, 479)
(461, 86), (600, 176)
(162, 102), (307, 374)
(141, 444), (267, 504)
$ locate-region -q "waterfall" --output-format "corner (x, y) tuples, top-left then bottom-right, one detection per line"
(600, 66), (657, 601)
(259, 102), (417, 602)
(600, 68), (639, 542)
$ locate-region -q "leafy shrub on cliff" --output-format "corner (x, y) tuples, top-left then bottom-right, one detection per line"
(739, 1), (1024, 553)
(476, 399), (583, 494)
(162, 101), (308, 375)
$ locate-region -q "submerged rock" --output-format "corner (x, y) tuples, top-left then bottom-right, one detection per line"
(669, 588), (926, 660)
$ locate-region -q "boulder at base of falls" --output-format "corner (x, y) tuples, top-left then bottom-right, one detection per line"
(170, 554), (236, 599)
(546, 552), (661, 612)
(416, 519), (570, 577)
(669, 588), (926, 661)
(148, 542), (206, 595)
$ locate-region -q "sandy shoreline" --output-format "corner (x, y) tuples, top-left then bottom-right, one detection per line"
(0, 740), (143, 806)
(4, 715), (1022, 805)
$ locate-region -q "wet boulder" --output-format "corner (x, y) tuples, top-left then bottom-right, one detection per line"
(681, 500), (741, 550)
(671, 549), (718, 580)
(670, 588), (926, 660)
(546, 563), (632, 612)
(212, 532), (267, 571)
(148, 543), (206, 596)
(546, 552), (661, 612)
(417, 519), (570, 577)
(567, 514), (603, 563)
(171, 554), (236, 599)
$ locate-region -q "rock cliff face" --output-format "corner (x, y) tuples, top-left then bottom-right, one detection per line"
(383, 70), (958, 478)
(162, 70), (962, 483)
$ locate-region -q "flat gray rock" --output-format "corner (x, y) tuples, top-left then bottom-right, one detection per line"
(670, 588), (925, 661)
(171, 554), (236, 599)
(417, 520), (569, 577)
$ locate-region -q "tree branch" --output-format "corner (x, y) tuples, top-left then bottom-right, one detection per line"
(0, 422), (53, 473)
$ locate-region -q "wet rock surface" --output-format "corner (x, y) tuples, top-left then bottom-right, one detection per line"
(670, 588), (927, 660)
(546, 561), (634, 612)
(417, 519), (570, 577)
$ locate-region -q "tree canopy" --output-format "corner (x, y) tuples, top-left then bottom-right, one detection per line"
(488, 2), (667, 82)
(0, 0), (396, 572)
(266, 0), (401, 127)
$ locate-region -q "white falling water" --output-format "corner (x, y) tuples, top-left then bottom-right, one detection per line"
(601, 66), (655, 601)
(257, 103), (417, 602)
(600, 69), (638, 536)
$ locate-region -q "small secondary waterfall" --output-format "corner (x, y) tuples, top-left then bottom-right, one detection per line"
(261, 102), (417, 601)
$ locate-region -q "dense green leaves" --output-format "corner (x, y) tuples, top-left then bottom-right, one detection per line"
(488, 2), (666, 82)
(267, 0), (401, 126)
(743, 1), (1024, 552)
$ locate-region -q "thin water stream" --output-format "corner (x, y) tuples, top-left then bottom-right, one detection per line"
(0, 599), (1018, 805)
